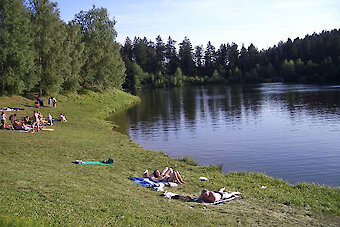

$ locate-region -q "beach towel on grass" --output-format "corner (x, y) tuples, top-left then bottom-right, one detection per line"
(0, 107), (25, 111)
(162, 191), (242, 205)
(2, 128), (30, 133)
(191, 195), (242, 205)
(130, 177), (162, 188)
(72, 158), (114, 165)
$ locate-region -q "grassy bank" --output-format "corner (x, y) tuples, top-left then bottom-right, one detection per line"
(0, 89), (339, 226)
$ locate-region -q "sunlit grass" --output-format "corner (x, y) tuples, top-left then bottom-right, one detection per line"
(0, 90), (339, 226)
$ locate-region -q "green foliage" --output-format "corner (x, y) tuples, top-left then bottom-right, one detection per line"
(75, 6), (125, 91)
(121, 30), (340, 90)
(0, 0), (36, 95)
(31, 0), (66, 95)
(176, 156), (198, 166)
(131, 62), (148, 89)
(173, 67), (184, 86)
(179, 37), (196, 76)
(281, 59), (298, 82)
(61, 22), (85, 93)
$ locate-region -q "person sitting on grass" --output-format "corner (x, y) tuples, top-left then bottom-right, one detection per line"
(198, 187), (241, 203)
(23, 116), (31, 124)
(12, 119), (31, 131)
(143, 167), (185, 184)
(58, 113), (67, 122)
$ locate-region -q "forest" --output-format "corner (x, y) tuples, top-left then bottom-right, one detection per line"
(1, 0), (340, 95)
(122, 31), (340, 90)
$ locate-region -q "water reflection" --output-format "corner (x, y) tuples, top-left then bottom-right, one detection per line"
(110, 83), (340, 186)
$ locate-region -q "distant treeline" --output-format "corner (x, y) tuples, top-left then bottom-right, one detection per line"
(122, 30), (340, 90)
(1, 0), (340, 96)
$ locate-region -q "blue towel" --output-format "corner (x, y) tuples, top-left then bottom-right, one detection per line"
(130, 177), (160, 188)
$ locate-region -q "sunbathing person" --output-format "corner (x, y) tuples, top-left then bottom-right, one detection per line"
(198, 187), (241, 203)
(58, 113), (67, 122)
(23, 116), (31, 124)
(143, 167), (185, 184)
(12, 120), (30, 131)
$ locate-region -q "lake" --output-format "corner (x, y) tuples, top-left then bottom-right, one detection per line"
(112, 83), (340, 186)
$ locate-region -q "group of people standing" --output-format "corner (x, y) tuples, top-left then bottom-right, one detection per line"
(48, 97), (57, 108)
(35, 96), (57, 108)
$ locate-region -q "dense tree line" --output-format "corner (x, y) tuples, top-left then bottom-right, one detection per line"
(1, 0), (339, 95)
(121, 30), (340, 90)
(0, 0), (124, 95)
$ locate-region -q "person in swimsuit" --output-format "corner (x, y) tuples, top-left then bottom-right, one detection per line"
(198, 187), (241, 203)
(31, 111), (40, 131)
(143, 167), (185, 184)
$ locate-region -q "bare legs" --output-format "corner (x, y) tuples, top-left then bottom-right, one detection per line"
(142, 167), (185, 184)
(168, 171), (185, 184)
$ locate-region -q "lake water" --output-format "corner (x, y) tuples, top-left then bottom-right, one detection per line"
(112, 83), (340, 186)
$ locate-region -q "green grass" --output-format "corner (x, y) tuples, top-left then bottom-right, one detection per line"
(0, 89), (339, 226)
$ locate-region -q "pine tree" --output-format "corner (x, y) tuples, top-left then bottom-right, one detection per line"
(179, 37), (195, 76)
(165, 36), (179, 75)
(216, 44), (229, 78)
(133, 37), (148, 72)
(155, 35), (166, 69)
(204, 41), (216, 77)
(194, 45), (204, 77)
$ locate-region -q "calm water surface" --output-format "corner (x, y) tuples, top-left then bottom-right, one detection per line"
(112, 83), (340, 186)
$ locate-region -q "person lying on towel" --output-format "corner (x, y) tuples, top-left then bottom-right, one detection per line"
(143, 167), (185, 185)
(198, 187), (241, 203)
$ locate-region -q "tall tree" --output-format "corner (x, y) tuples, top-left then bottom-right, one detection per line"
(0, 0), (36, 95)
(179, 37), (195, 76)
(133, 37), (148, 72)
(61, 22), (85, 92)
(227, 43), (239, 72)
(165, 36), (179, 75)
(155, 35), (166, 69)
(204, 41), (216, 77)
(31, 0), (66, 95)
(75, 6), (125, 90)
(194, 45), (204, 76)
(216, 44), (229, 78)
(121, 37), (134, 90)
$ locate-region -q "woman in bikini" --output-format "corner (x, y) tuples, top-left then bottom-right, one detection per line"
(143, 167), (185, 184)
(198, 187), (241, 203)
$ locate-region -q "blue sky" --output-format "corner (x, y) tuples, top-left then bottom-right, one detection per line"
(54, 0), (340, 50)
